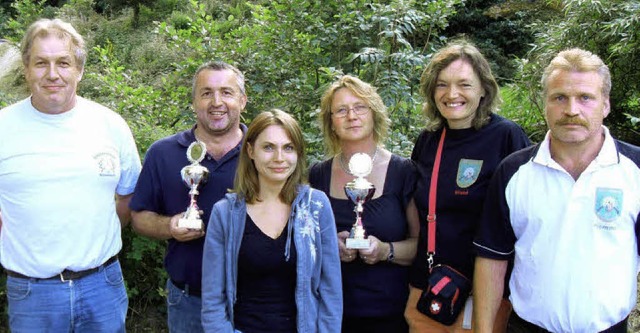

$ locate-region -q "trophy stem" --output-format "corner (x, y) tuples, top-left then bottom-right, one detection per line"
(189, 184), (200, 196)
(178, 141), (209, 230)
(343, 153), (376, 249)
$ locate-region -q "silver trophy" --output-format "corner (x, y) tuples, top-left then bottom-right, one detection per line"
(344, 153), (376, 249)
(177, 141), (209, 229)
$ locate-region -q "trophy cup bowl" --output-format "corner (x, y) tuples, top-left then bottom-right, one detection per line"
(177, 141), (209, 230)
(344, 183), (376, 209)
(344, 152), (376, 249)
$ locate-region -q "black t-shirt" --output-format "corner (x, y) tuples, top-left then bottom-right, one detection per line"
(309, 154), (416, 318)
(234, 213), (297, 333)
(409, 114), (531, 289)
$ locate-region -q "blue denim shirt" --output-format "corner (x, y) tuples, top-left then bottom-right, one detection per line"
(201, 185), (343, 332)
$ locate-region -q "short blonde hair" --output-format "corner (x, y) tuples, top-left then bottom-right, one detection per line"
(21, 18), (86, 69)
(541, 48), (611, 98)
(318, 75), (390, 156)
(234, 109), (306, 204)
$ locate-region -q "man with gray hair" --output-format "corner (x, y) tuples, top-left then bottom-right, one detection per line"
(473, 48), (640, 333)
(129, 61), (247, 332)
(0, 18), (141, 331)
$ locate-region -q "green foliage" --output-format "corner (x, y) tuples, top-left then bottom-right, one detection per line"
(344, 0), (463, 156)
(86, 41), (191, 154)
(121, 228), (168, 321)
(1, 0), (48, 41)
(95, 0), (176, 26)
(11, 0), (640, 329)
(0, 40), (28, 105)
(150, 0), (462, 160)
(443, 0), (536, 82)
(500, 84), (546, 143)
(515, 0), (640, 144)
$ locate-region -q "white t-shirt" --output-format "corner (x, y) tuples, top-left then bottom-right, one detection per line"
(0, 97), (141, 277)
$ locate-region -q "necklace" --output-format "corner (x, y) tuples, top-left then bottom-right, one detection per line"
(339, 147), (379, 176)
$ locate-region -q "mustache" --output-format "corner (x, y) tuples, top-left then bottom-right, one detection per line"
(555, 118), (588, 127)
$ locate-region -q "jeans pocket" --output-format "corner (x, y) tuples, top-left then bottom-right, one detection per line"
(6, 277), (30, 301)
(166, 280), (184, 306)
(103, 260), (124, 286)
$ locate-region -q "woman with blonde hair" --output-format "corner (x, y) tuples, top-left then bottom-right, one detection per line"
(310, 75), (420, 332)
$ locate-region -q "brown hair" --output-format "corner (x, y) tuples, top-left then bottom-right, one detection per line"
(234, 109), (306, 204)
(419, 40), (499, 131)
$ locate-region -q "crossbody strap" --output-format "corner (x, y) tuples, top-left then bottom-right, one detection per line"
(427, 127), (446, 269)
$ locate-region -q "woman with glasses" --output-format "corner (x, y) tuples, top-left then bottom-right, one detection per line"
(201, 109), (343, 333)
(309, 75), (420, 333)
(403, 40), (531, 332)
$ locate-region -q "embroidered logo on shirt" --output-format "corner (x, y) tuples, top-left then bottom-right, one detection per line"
(595, 187), (622, 223)
(299, 194), (321, 264)
(94, 152), (117, 176)
(456, 159), (483, 189)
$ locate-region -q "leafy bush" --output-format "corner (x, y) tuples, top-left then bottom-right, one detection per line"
(443, 0), (536, 83)
(514, 0), (640, 145)
(4, 0), (639, 330)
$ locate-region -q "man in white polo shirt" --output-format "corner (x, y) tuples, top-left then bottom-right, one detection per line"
(473, 48), (640, 333)
(0, 19), (141, 331)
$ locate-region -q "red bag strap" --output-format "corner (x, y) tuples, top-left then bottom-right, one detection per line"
(427, 127), (446, 269)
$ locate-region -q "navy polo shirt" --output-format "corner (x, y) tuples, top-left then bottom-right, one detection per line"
(130, 125), (245, 290)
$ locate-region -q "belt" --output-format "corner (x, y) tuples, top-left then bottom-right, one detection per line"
(171, 279), (201, 297)
(5, 255), (119, 282)
(509, 311), (628, 333)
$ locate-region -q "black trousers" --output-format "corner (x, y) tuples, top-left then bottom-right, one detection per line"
(507, 311), (627, 333)
(342, 314), (408, 333)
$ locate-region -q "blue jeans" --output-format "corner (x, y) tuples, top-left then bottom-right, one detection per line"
(166, 279), (204, 333)
(7, 259), (128, 333)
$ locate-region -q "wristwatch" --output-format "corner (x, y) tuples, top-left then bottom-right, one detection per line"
(386, 242), (395, 262)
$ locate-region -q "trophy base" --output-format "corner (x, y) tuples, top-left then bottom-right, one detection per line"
(177, 218), (202, 230)
(346, 238), (371, 249)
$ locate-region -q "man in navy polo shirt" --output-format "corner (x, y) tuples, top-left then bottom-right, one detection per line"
(130, 61), (247, 333)
(473, 48), (640, 333)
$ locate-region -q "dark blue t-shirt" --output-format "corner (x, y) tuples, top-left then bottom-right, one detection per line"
(129, 126), (245, 290)
(309, 154), (416, 318)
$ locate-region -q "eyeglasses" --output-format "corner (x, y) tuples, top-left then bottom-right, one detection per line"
(331, 104), (370, 118)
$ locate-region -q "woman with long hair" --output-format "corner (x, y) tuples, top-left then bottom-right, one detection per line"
(201, 109), (342, 333)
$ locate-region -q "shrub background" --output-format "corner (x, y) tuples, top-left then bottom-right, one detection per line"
(0, 0), (638, 331)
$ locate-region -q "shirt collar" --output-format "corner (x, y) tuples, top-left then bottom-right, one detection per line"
(534, 126), (619, 171)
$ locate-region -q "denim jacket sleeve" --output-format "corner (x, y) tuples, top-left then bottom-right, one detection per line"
(201, 199), (234, 333)
(314, 190), (343, 332)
